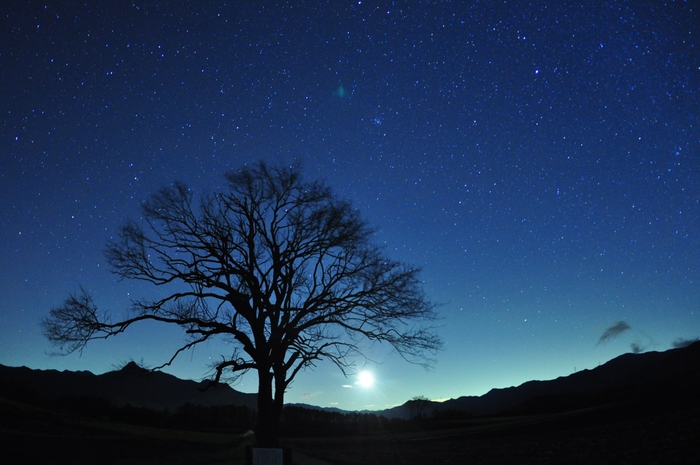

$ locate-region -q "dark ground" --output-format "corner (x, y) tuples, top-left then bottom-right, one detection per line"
(285, 398), (700, 465)
(2, 389), (698, 465)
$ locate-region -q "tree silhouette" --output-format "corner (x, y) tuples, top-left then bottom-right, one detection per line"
(42, 162), (442, 446)
(408, 395), (431, 419)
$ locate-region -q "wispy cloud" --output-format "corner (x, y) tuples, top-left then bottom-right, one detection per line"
(672, 337), (699, 349)
(301, 390), (323, 399)
(597, 321), (631, 345)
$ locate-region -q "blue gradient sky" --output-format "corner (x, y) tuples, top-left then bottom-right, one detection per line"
(2, 1), (699, 411)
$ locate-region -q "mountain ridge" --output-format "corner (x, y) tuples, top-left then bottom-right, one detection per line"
(379, 341), (700, 419)
(2, 341), (698, 417)
(0, 360), (257, 411)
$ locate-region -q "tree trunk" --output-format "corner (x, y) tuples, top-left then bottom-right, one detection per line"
(255, 369), (281, 447)
(273, 370), (286, 432)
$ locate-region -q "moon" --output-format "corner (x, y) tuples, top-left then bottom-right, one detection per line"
(357, 370), (374, 388)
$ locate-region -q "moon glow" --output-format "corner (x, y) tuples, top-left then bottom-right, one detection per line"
(358, 370), (374, 388)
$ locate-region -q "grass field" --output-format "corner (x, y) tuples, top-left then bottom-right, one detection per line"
(0, 396), (252, 465)
(285, 401), (700, 465)
(2, 393), (698, 464)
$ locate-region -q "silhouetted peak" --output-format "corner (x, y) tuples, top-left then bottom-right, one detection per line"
(120, 361), (147, 372)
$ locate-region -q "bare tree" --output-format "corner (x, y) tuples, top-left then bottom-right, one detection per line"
(42, 162), (442, 446)
(408, 395), (431, 419)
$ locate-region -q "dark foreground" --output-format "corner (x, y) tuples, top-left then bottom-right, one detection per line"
(2, 393), (698, 465)
(286, 398), (700, 465)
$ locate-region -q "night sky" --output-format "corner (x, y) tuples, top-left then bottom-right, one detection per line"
(2, 1), (699, 411)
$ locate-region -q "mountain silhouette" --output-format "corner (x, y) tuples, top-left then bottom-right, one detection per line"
(0, 361), (256, 411)
(2, 342), (698, 417)
(380, 341), (700, 419)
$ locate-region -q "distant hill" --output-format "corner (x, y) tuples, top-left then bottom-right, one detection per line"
(0, 361), (257, 411)
(380, 341), (700, 419)
(2, 342), (698, 418)
(286, 403), (349, 414)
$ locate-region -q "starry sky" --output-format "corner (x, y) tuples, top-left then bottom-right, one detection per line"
(2, 1), (699, 411)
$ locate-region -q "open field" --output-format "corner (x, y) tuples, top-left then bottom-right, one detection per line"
(286, 401), (700, 465)
(2, 393), (698, 465)
(0, 396), (252, 465)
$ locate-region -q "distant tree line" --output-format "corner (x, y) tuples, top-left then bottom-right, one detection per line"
(52, 395), (257, 432)
(2, 376), (475, 436)
(278, 405), (478, 437)
(49, 395), (414, 436)
(279, 406), (405, 437)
